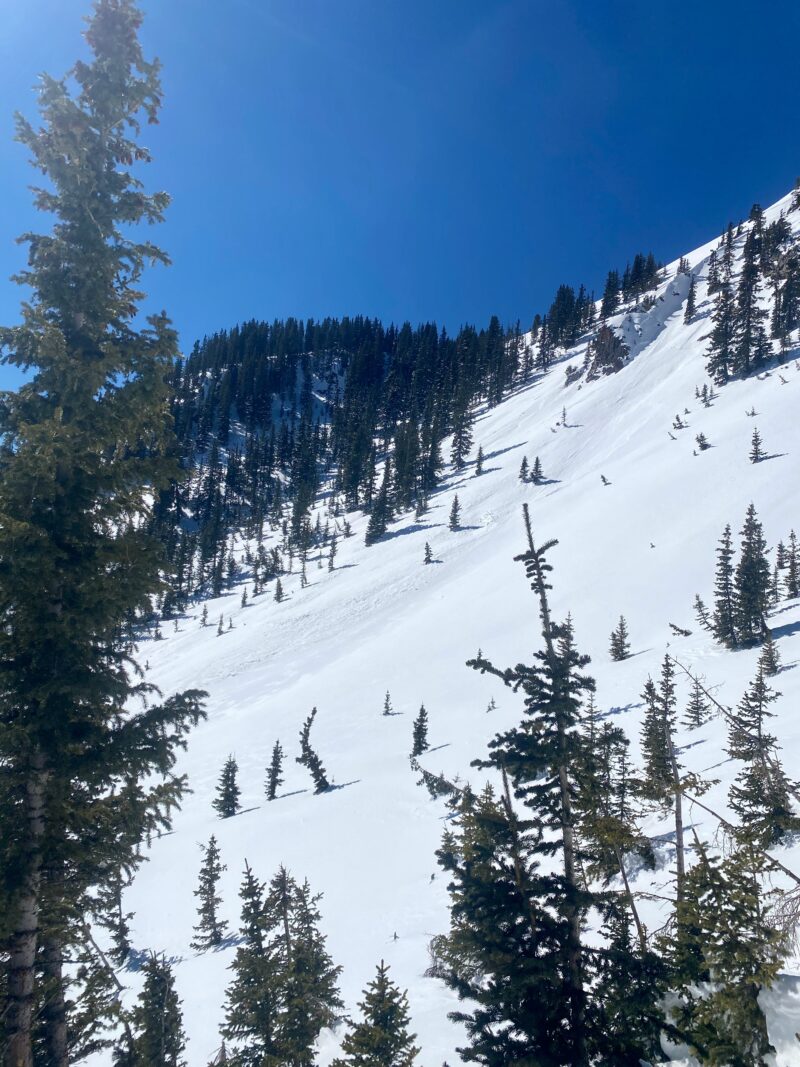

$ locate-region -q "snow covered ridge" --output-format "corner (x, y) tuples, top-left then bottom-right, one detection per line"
(111, 185), (800, 1066)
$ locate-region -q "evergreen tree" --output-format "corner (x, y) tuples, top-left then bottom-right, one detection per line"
(519, 456), (529, 483)
(601, 269), (620, 318)
(119, 955), (186, 1067)
(474, 445), (484, 476)
(332, 961), (419, 1067)
(296, 708), (330, 793)
(423, 542), (433, 565)
(683, 274), (697, 322)
(448, 495), (461, 531)
(712, 523), (738, 647)
(365, 460), (393, 546)
(638, 677), (673, 805)
(531, 456), (544, 484)
(191, 836), (228, 950)
(213, 756), (242, 819)
(758, 633), (780, 677)
(683, 677), (711, 729)
(450, 406), (474, 471)
(274, 578), (284, 602)
(466, 508), (608, 1065)
(382, 691), (393, 717)
(266, 741), (285, 801)
(0, 4), (207, 1058)
(668, 842), (787, 1066)
(223, 864), (342, 1067)
(734, 504), (770, 644)
(609, 616), (630, 660)
(787, 529), (800, 598)
(732, 230), (770, 376)
(705, 265), (736, 384)
(411, 706), (429, 757)
(749, 427), (764, 463)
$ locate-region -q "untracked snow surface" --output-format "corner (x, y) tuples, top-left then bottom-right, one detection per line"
(110, 190), (800, 1065)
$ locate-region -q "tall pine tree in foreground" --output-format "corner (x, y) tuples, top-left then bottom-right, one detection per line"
(116, 955), (186, 1067)
(0, 4), (206, 1063)
(458, 505), (659, 1065)
(213, 756), (242, 818)
(332, 961), (419, 1067)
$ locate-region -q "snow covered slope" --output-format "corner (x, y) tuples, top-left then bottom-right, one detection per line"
(115, 188), (800, 1065)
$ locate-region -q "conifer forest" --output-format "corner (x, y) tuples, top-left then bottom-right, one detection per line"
(2, 3), (800, 1065)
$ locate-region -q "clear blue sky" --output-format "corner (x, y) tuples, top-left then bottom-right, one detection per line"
(1, 0), (799, 380)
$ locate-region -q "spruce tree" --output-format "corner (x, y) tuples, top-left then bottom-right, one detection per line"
(474, 445), (484, 476)
(609, 616), (630, 660)
(448, 495), (461, 531)
(705, 266), (736, 383)
(683, 274), (697, 322)
(531, 456), (544, 484)
(332, 961), (419, 1067)
(758, 632), (780, 676)
(191, 836), (228, 950)
(712, 523), (738, 647)
(734, 503), (770, 644)
(365, 460), (393, 545)
(668, 842), (786, 1066)
(467, 507), (602, 1064)
(423, 542), (433, 565)
(274, 578), (284, 602)
(411, 706), (429, 757)
(749, 427), (764, 463)
(266, 741), (285, 801)
(787, 529), (800, 598)
(519, 456), (529, 482)
(733, 230), (770, 376)
(120, 955), (186, 1067)
(683, 677), (711, 729)
(297, 708), (330, 793)
(0, 4), (207, 1059)
(213, 756), (242, 819)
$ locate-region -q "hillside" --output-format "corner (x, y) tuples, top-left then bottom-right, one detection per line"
(113, 188), (800, 1066)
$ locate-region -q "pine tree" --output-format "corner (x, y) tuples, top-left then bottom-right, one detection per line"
(519, 456), (529, 482)
(474, 445), (484, 476)
(733, 230), (770, 376)
(638, 677), (673, 805)
(191, 836), (228, 950)
(223, 864), (342, 1067)
(531, 456), (544, 484)
(297, 708), (330, 793)
(328, 533), (338, 572)
(450, 406), (473, 471)
(266, 741), (285, 801)
(683, 274), (697, 322)
(0, 4), (207, 1058)
(749, 426), (764, 463)
(332, 961), (419, 1067)
(734, 504), (770, 644)
(787, 529), (800, 598)
(119, 955), (186, 1067)
(201, 605), (209, 627)
(411, 706), (429, 757)
(365, 460), (393, 545)
(758, 632), (780, 676)
(683, 677), (711, 729)
(448, 495), (461, 531)
(712, 523), (738, 647)
(423, 542), (433, 565)
(382, 691), (393, 717)
(466, 507), (603, 1064)
(705, 266), (736, 384)
(274, 578), (284, 602)
(609, 616), (630, 660)
(693, 594), (713, 632)
(668, 842), (787, 1065)
(213, 756), (242, 819)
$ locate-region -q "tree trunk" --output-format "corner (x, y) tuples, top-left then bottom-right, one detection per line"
(5, 750), (48, 1067)
(40, 931), (69, 1067)
(666, 730), (686, 903)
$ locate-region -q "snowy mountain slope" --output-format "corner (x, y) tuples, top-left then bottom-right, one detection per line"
(112, 188), (800, 1065)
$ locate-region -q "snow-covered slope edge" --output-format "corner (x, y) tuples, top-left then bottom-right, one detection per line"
(119, 189), (800, 1065)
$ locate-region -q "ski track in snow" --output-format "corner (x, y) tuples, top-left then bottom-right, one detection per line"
(100, 189), (800, 1066)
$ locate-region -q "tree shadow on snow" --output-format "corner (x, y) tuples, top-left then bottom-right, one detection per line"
(426, 743), (451, 754)
(771, 619), (800, 641)
(325, 779), (361, 792)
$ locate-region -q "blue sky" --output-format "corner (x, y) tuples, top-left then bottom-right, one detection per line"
(1, 0), (799, 381)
